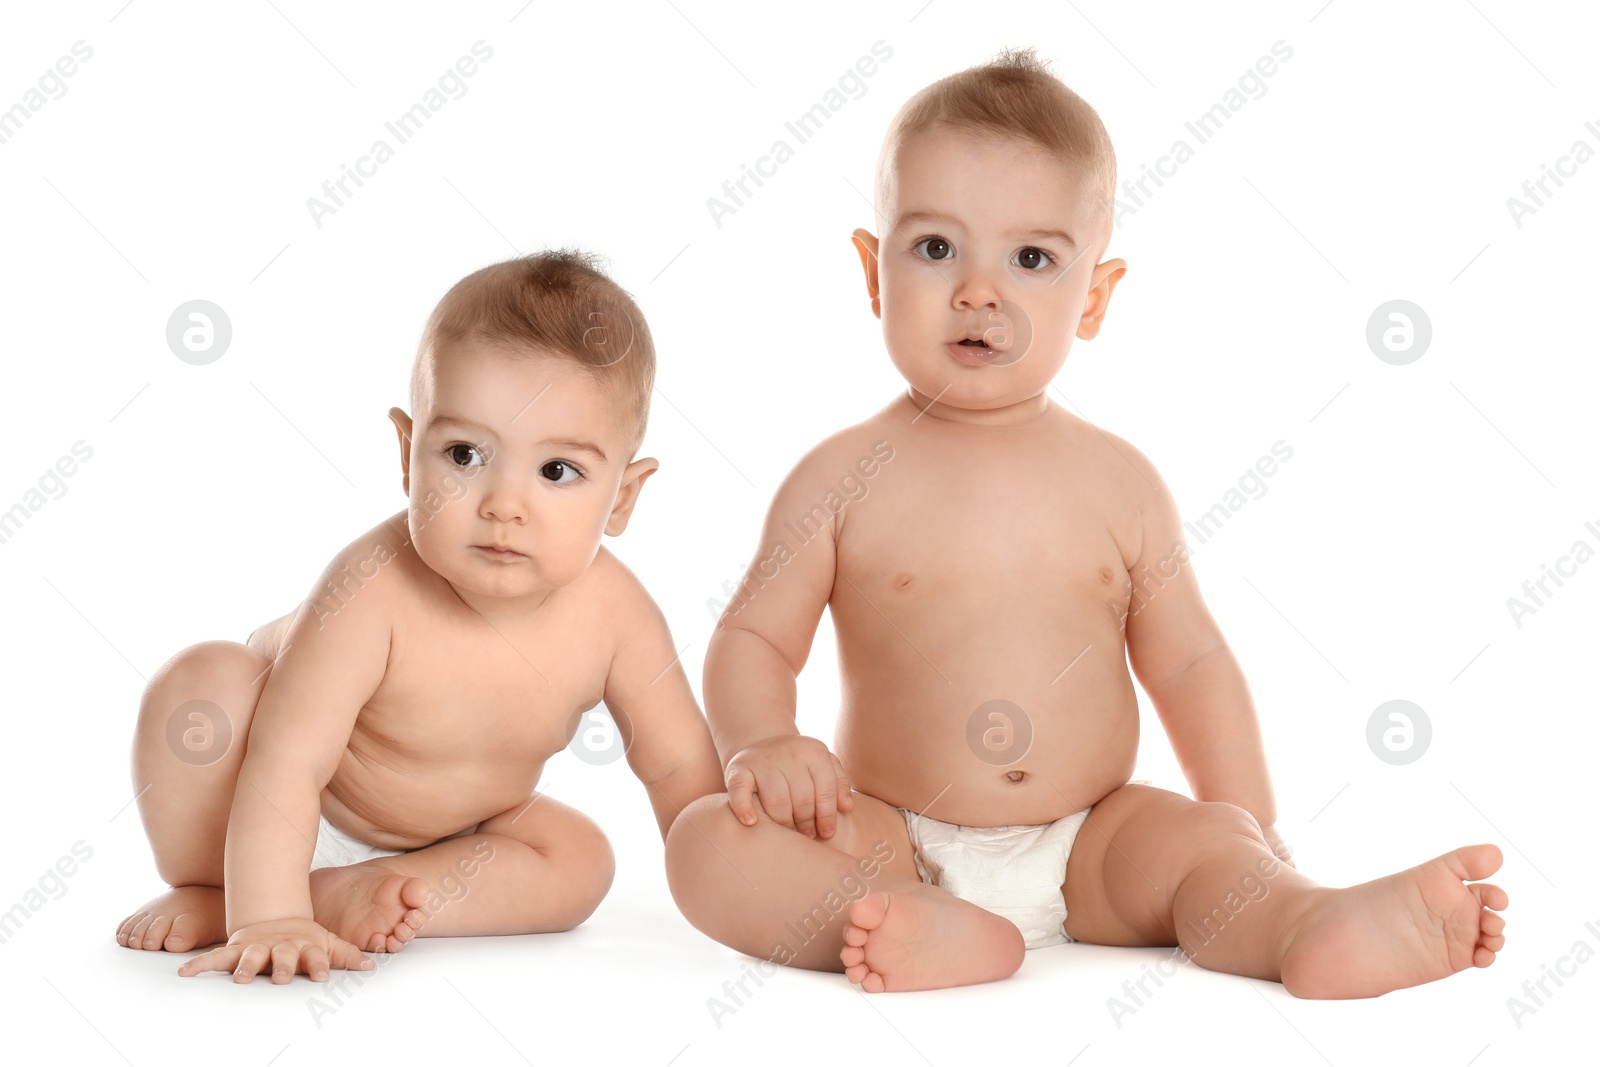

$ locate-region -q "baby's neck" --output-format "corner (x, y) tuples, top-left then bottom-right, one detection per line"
(447, 582), (556, 626)
(903, 387), (1052, 427)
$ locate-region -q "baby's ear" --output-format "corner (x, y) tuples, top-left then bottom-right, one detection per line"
(851, 228), (881, 319)
(387, 407), (413, 497)
(1076, 257), (1127, 341)
(605, 457), (660, 537)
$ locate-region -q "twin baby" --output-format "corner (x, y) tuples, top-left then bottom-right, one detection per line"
(117, 50), (1507, 997)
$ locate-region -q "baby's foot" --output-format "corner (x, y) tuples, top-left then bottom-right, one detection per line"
(309, 864), (430, 953)
(116, 886), (227, 952)
(840, 889), (1024, 992)
(1279, 843), (1508, 999)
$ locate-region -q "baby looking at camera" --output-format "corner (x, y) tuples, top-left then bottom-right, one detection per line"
(118, 251), (722, 982)
(666, 48), (1507, 998)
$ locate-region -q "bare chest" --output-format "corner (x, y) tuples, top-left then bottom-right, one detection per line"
(835, 440), (1136, 618)
(362, 600), (613, 765)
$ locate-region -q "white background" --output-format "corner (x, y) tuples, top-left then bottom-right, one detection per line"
(1, 1), (1595, 1065)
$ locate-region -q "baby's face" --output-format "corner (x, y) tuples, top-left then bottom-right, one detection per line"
(856, 127), (1124, 416)
(390, 342), (654, 604)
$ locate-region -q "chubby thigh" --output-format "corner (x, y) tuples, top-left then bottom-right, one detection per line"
(827, 789), (921, 883)
(1060, 782), (1274, 946)
(668, 786), (921, 970)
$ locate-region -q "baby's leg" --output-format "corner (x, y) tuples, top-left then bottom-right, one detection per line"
(116, 641), (272, 952)
(118, 633), (423, 956)
(1061, 784), (1508, 998)
(314, 793), (616, 941)
(667, 792), (1025, 991)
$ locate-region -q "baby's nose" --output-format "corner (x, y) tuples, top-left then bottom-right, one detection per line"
(952, 268), (1001, 310)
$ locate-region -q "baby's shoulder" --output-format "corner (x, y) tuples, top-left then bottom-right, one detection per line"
(308, 512), (419, 604)
(1058, 408), (1167, 492)
(580, 544), (659, 619)
(781, 411), (899, 490)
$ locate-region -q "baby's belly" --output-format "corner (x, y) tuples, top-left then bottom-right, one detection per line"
(831, 621), (1140, 827)
(321, 737), (549, 849)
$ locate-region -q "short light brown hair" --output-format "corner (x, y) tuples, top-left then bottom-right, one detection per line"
(411, 250), (655, 452)
(875, 47), (1117, 245)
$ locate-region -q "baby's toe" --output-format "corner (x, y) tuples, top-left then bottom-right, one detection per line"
(127, 914), (156, 949)
(398, 876), (429, 910)
(1472, 882), (1509, 911)
(142, 914), (175, 949)
(115, 912), (145, 946)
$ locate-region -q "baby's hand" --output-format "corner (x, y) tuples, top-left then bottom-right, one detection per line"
(726, 735), (854, 839)
(176, 917), (374, 984)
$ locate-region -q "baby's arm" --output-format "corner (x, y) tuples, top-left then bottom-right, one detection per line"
(599, 565), (724, 839)
(178, 550), (394, 981)
(703, 443), (854, 838)
(1118, 443), (1286, 853)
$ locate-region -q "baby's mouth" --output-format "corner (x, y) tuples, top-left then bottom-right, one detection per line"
(956, 338), (991, 348)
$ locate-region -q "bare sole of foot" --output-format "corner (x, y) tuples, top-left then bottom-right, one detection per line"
(116, 886), (226, 953)
(840, 889), (1025, 992)
(309, 863), (430, 954)
(1280, 843), (1508, 999)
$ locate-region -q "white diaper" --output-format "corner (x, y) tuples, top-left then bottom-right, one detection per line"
(310, 812), (407, 871)
(900, 806), (1092, 950)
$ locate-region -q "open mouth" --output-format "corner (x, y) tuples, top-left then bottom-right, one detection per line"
(957, 338), (991, 348)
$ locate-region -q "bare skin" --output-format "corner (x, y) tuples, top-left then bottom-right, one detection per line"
(120, 337), (723, 982)
(665, 124), (1506, 997)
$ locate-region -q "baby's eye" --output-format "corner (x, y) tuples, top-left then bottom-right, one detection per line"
(1012, 246), (1055, 271)
(913, 236), (954, 262)
(540, 460), (582, 485)
(445, 443), (487, 468)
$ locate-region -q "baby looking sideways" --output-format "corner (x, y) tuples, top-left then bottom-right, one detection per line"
(117, 252), (722, 982)
(664, 48), (1509, 997)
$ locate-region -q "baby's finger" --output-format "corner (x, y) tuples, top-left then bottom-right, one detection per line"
(327, 936), (374, 974)
(303, 944), (332, 982)
(832, 756), (854, 813)
(231, 942), (271, 984)
(754, 773), (795, 830)
(269, 942), (298, 985)
(812, 765), (840, 840)
(177, 944), (241, 977)
(726, 766), (759, 826)
(789, 776), (819, 838)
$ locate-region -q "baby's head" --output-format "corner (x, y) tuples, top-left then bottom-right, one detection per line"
(852, 48), (1127, 420)
(388, 250), (659, 602)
